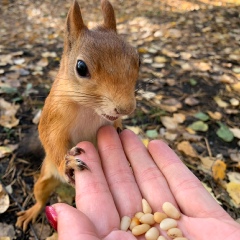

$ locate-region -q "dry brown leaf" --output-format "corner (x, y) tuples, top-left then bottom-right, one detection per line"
(0, 98), (20, 128)
(177, 141), (198, 158)
(226, 182), (240, 205)
(164, 131), (178, 141)
(126, 126), (141, 135)
(227, 172), (240, 184)
(207, 111), (222, 120)
(229, 128), (240, 139)
(193, 62), (211, 71)
(212, 159), (227, 181)
(214, 96), (229, 108)
(184, 97), (199, 106)
(0, 184), (10, 214)
(200, 156), (215, 171)
(173, 113), (186, 123)
(160, 116), (178, 130)
(232, 82), (240, 93)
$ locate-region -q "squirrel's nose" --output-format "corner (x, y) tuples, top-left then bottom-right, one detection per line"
(114, 103), (136, 115)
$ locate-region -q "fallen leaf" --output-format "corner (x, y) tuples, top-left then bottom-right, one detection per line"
(188, 121), (208, 132)
(141, 91), (156, 100)
(229, 128), (240, 139)
(164, 131), (178, 141)
(0, 223), (15, 239)
(214, 96), (229, 108)
(0, 184), (10, 214)
(0, 146), (11, 159)
(32, 109), (42, 125)
(200, 156), (214, 171)
(189, 78), (197, 86)
(0, 98), (20, 128)
(146, 129), (158, 138)
(202, 182), (222, 205)
(227, 172), (240, 184)
(229, 152), (240, 162)
(46, 233), (58, 240)
(207, 111), (222, 120)
(154, 56), (168, 63)
(216, 122), (234, 142)
(160, 116), (178, 130)
(219, 74), (235, 84)
(184, 97), (199, 106)
(232, 82), (240, 93)
(142, 138), (149, 147)
(193, 62), (211, 71)
(212, 159), (226, 181)
(194, 112), (209, 121)
(230, 98), (239, 106)
(126, 126), (141, 135)
(226, 182), (240, 205)
(173, 113), (186, 123)
(56, 184), (75, 205)
(177, 141), (198, 158)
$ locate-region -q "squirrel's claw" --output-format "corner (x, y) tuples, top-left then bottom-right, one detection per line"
(65, 147), (90, 184)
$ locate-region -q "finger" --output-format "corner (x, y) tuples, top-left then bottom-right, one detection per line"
(119, 129), (177, 212)
(52, 203), (99, 240)
(148, 140), (232, 219)
(73, 141), (120, 237)
(97, 126), (142, 217)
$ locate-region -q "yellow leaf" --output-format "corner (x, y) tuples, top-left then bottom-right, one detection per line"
(226, 182), (240, 205)
(142, 138), (149, 147)
(177, 141), (198, 158)
(212, 160), (226, 180)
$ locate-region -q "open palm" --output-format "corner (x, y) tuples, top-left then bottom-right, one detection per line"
(53, 126), (240, 240)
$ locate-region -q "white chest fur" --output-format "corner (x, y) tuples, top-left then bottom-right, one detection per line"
(69, 106), (111, 147)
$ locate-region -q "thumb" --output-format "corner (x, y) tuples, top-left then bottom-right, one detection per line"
(45, 203), (99, 240)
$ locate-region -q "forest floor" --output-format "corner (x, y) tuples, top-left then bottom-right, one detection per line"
(0, 0), (240, 239)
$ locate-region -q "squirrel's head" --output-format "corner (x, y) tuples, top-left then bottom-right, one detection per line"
(59, 0), (140, 122)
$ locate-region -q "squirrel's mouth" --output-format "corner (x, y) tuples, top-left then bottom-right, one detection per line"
(102, 114), (119, 122)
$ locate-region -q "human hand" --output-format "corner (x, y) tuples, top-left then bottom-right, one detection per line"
(46, 126), (240, 240)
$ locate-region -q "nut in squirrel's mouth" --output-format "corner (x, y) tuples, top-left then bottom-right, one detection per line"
(102, 114), (119, 122)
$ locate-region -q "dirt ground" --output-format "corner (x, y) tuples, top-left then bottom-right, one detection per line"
(0, 0), (240, 239)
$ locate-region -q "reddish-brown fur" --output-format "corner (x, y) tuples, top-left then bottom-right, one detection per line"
(16, 0), (139, 231)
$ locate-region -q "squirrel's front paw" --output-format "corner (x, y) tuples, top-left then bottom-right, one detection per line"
(65, 146), (90, 184)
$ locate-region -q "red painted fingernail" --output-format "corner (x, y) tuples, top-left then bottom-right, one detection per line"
(45, 206), (58, 231)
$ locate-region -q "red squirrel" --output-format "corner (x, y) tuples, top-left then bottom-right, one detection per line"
(16, 0), (140, 231)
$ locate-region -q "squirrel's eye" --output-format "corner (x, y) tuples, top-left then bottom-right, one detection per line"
(76, 60), (90, 77)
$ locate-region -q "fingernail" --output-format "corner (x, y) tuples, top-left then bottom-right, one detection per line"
(45, 206), (58, 231)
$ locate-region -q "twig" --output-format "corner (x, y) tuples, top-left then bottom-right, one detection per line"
(204, 137), (212, 158)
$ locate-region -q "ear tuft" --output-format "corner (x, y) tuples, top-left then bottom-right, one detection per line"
(101, 0), (116, 31)
(65, 0), (86, 50)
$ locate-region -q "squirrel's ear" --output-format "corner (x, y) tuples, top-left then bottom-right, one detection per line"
(101, 0), (116, 32)
(65, 0), (86, 50)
